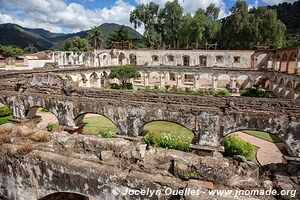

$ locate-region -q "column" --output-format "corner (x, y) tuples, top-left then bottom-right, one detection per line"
(230, 77), (238, 93)
(97, 72), (101, 88)
(176, 75), (182, 88)
(160, 74), (165, 88)
(194, 75), (200, 89)
(212, 76), (218, 89)
(144, 73), (149, 87)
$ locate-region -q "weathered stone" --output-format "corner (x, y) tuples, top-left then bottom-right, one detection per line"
(100, 150), (114, 161)
(233, 155), (247, 163)
(263, 180), (273, 190)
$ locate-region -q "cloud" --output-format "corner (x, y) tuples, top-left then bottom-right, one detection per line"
(0, 0), (135, 33)
(261, 0), (298, 5)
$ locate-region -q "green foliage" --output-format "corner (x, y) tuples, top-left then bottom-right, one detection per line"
(144, 132), (192, 152)
(143, 121), (194, 152)
(144, 87), (230, 96)
(39, 108), (49, 112)
(109, 65), (139, 89)
(46, 122), (56, 132)
(242, 130), (283, 143)
(106, 26), (131, 48)
(0, 44), (24, 57)
(88, 26), (104, 50)
(23, 44), (38, 53)
(221, 0), (286, 49)
(241, 85), (270, 97)
(0, 106), (12, 118)
(0, 106), (12, 125)
(101, 130), (116, 138)
(83, 116), (118, 134)
(224, 135), (255, 160)
(64, 36), (92, 51)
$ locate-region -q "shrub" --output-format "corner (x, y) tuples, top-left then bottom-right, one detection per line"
(0, 116), (12, 125)
(0, 106), (11, 118)
(101, 130), (116, 138)
(211, 89), (230, 97)
(46, 123), (56, 132)
(122, 82), (133, 90)
(110, 83), (121, 89)
(224, 135), (255, 160)
(144, 132), (191, 152)
(241, 85), (270, 98)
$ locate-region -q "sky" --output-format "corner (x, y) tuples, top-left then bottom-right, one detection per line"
(0, 0), (297, 34)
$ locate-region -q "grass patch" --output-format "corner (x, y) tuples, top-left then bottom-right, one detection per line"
(143, 121), (194, 151)
(242, 130), (283, 143)
(83, 116), (118, 135)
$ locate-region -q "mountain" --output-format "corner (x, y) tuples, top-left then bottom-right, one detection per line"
(0, 23), (144, 50)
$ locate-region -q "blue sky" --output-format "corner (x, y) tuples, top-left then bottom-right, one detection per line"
(0, 0), (296, 33)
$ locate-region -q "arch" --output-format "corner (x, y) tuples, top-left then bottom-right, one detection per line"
(217, 74), (231, 89)
(148, 72), (160, 86)
(199, 73), (212, 88)
(142, 120), (196, 148)
(129, 53), (137, 65)
(39, 192), (89, 200)
(222, 130), (290, 166)
(134, 72), (143, 83)
(65, 75), (73, 82)
(74, 112), (119, 135)
(287, 52), (297, 73)
(25, 106), (59, 129)
(89, 72), (99, 88)
(100, 71), (109, 87)
(182, 73), (194, 85)
(168, 72), (176, 81)
(236, 75), (251, 89)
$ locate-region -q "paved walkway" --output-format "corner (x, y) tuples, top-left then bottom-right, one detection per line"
(233, 132), (287, 166)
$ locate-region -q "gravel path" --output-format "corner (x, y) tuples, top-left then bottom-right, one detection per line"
(234, 131), (287, 166)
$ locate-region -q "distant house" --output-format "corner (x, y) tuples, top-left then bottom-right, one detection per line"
(24, 51), (54, 68)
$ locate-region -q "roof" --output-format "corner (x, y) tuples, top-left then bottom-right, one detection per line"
(25, 51), (52, 60)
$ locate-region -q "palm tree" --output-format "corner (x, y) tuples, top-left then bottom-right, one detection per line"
(88, 26), (103, 50)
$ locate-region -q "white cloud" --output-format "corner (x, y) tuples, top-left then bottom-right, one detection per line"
(261, 0), (297, 5)
(0, 0), (136, 33)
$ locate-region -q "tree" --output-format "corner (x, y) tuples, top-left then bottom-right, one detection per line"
(158, 0), (183, 47)
(106, 26), (131, 48)
(64, 36), (91, 51)
(88, 26), (104, 50)
(220, 0), (286, 49)
(130, 2), (161, 47)
(109, 65), (139, 89)
(24, 44), (38, 53)
(0, 45), (24, 57)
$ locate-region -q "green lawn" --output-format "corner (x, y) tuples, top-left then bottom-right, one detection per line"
(242, 130), (283, 143)
(144, 121), (194, 151)
(83, 116), (118, 134)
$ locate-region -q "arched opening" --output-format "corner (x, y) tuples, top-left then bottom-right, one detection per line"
(217, 74), (231, 89)
(143, 120), (194, 151)
(39, 192), (89, 200)
(222, 130), (290, 166)
(182, 74), (194, 87)
(199, 74), (212, 88)
(167, 54), (174, 62)
(236, 75), (251, 90)
(148, 72), (160, 87)
(65, 75), (73, 82)
(26, 106), (59, 131)
(134, 72), (143, 84)
(78, 73), (88, 87)
(75, 113), (118, 136)
(129, 53), (137, 65)
(89, 72), (99, 88)
(151, 55), (159, 62)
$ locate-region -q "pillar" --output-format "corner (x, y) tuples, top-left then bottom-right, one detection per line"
(212, 76), (218, 89)
(160, 74), (165, 88)
(194, 75), (200, 89)
(230, 77), (238, 93)
(144, 73), (149, 87)
(176, 75), (182, 88)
